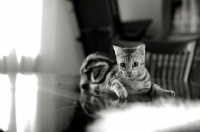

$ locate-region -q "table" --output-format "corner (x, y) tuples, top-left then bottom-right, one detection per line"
(0, 73), (200, 132)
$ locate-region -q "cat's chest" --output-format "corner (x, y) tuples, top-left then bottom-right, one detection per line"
(119, 78), (141, 89)
(118, 77), (150, 94)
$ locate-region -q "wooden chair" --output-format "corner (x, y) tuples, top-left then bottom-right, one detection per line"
(110, 37), (199, 82)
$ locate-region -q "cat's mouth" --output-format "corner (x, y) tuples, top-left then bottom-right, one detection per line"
(126, 76), (135, 80)
(124, 72), (137, 79)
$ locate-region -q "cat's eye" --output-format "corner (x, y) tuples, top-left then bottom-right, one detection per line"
(132, 62), (138, 67)
(120, 63), (126, 67)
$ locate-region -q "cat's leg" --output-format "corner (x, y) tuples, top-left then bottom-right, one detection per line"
(150, 83), (175, 97)
(109, 79), (128, 98)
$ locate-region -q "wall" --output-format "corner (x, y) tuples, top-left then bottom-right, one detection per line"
(37, 0), (85, 75)
(54, 0), (84, 75)
(117, 0), (163, 38)
(37, 0), (57, 73)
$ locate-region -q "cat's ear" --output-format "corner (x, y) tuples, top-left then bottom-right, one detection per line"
(136, 44), (145, 55)
(113, 45), (124, 56)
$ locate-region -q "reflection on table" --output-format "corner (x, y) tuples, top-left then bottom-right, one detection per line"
(0, 73), (199, 132)
(80, 79), (200, 132)
(79, 78), (199, 118)
(79, 78), (200, 132)
(0, 73), (80, 132)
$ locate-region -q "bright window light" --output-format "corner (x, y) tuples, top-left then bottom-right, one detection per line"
(0, 0), (42, 62)
(0, 75), (12, 131)
(15, 74), (38, 132)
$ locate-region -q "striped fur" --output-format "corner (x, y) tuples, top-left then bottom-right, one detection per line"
(80, 45), (175, 98)
(80, 52), (115, 92)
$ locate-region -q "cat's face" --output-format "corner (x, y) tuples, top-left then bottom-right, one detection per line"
(113, 44), (145, 79)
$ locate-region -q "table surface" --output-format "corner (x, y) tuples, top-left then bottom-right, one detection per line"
(0, 73), (200, 132)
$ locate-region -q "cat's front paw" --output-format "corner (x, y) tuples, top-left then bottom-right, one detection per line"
(168, 90), (175, 96)
(112, 83), (128, 98)
(118, 89), (128, 98)
(163, 90), (175, 97)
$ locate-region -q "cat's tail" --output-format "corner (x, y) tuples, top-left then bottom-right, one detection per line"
(80, 52), (115, 91)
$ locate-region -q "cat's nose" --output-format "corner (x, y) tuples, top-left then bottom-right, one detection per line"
(127, 72), (131, 76)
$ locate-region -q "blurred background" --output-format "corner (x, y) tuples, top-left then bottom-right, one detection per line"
(0, 1), (200, 132)
(0, 0), (200, 80)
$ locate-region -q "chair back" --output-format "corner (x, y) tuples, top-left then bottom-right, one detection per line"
(111, 38), (199, 82)
(144, 39), (197, 82)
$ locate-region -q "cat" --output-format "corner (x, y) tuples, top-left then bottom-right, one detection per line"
(80, 44), (175, 98)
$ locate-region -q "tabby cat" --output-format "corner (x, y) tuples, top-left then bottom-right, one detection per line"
(80, 44), (175, 98)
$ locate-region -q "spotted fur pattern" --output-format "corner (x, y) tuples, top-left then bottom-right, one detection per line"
(80, 45), (175, 98)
